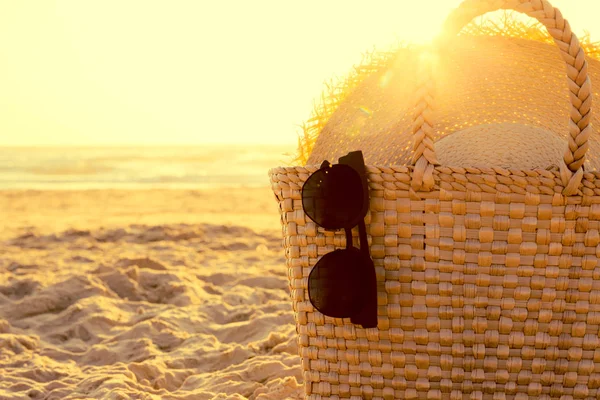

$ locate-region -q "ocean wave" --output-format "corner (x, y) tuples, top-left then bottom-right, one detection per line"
(0, 144), (293, 189)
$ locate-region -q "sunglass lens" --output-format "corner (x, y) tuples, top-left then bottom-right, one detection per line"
(302, 165), (363, 230)
(308, 248), (365, 318)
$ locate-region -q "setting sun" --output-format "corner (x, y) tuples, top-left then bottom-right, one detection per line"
(0, 1), (598, 146)
(4, 2), (600, 399)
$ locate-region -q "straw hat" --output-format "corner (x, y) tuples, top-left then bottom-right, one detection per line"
(302, 0), (599, 188)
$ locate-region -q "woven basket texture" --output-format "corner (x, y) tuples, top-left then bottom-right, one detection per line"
(270, 0), (600, 398)
(270, 166), (600, 399)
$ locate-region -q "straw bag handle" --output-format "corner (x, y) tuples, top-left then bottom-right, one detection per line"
(411, 0), (593, 196)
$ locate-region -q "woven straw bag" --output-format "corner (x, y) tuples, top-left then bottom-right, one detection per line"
(269, 1), (600, 398)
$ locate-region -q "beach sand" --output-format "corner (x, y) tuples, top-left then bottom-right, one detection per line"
(0, 187), (304, 399)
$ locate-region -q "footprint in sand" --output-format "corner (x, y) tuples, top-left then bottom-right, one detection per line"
(0, 278), (40, 300)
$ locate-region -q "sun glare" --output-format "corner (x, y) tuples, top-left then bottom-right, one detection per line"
(0, 1), (598, 147)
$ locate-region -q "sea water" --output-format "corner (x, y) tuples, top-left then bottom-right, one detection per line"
(0, 144), (295, 189)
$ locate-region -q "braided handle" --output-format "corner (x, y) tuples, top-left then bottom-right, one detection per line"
(411, 0), (593, 195)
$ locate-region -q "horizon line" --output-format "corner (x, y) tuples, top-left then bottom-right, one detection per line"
(0, 142), (297, 148)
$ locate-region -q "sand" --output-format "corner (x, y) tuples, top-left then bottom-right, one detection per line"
(0, 187), (304, 400)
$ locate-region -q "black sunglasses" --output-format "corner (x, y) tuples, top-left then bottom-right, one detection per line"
(301, 151), (378, 329)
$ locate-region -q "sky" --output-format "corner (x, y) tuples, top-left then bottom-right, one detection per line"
(0, 1), (599, 146)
